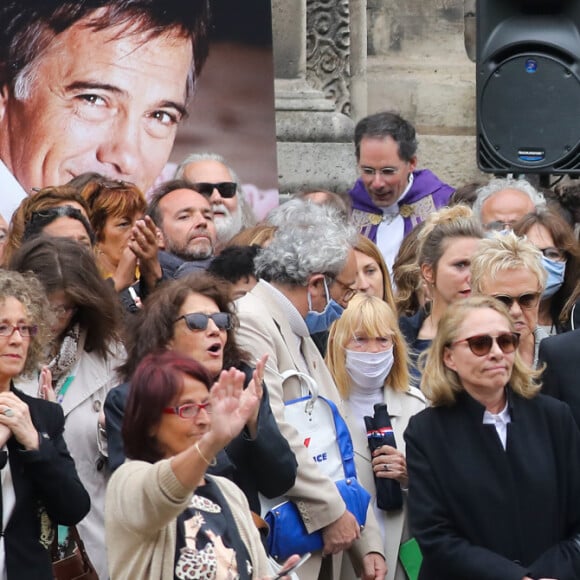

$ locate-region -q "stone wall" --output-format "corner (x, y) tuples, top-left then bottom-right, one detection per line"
(274, 0), (486, 194)
(365, 0), (484, 188)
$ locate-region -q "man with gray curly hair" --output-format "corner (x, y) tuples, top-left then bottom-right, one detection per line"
(235, 199), (386, 579)
(473, 177), (546, 231)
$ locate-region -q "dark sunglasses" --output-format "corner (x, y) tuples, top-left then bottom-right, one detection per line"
(492, 292), (540, 310)
(192, 182), (237, 198)
(175, 312), (233, 331)
(451, 332), (520, 356)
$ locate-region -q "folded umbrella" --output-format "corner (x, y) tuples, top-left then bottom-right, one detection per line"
(364, 402), (403, 511)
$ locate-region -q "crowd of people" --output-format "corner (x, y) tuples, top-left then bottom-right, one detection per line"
(0, 109), (576, 579)
(1, 3), (580, 580)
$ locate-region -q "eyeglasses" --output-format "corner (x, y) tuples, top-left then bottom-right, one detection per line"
(0, 324), (38, 338)
(163, 401), (212, 419)
(51, 304), (77, 319)
(483, 220), (516, 232)
(191, 182), (238, 198)
(350, 335), (393, 349)
(359, 166), (405, 177)
(450, 332), (520, 356)
(330, 277), (357, 303)
(538, 246), (566, 262)
(492, 292), (540, 310)
(175, 312), (233, 331)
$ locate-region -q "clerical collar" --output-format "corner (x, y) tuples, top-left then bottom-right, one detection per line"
(381, 173), (414, 217)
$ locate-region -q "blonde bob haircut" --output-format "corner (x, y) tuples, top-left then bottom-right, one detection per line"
(326, 293), (409, 399)
(420, 295), (541, 406)
(470, 231), (547, 293)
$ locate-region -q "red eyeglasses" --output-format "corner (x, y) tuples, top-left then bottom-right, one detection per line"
(163, 402), (212, 419)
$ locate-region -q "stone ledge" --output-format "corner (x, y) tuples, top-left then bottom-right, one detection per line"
(276, 142), (357, 194)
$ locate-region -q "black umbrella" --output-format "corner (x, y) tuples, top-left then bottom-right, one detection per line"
(364, 402), (403, 511)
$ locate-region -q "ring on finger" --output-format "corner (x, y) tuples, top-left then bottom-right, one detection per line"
(383, 463), (390, 471)
(3, 408), (14, 418)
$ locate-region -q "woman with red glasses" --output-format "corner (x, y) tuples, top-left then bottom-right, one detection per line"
(105, 272), (296, 528)
(106, 351), (299, 579)
(404, 296), (580, 580)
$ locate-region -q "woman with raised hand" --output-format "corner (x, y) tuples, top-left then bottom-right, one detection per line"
(105, 273), (296, 521)
(106, 350), (299, 580)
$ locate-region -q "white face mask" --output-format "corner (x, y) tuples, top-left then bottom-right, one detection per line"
(345, 347), (395, 390)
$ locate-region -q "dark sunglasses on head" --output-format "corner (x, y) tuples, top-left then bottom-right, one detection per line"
(451, 332), (520, 356)
(175, 312), (233, 331)
(492, 292), (540, 310)
(192, 182), (237, 198)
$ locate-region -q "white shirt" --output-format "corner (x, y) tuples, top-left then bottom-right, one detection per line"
(0, 161), (27, 223)
(482, 401), (511, 450)
(375, 173), (414, 279)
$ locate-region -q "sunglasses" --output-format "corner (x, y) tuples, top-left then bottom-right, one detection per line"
(192, 182), (237, 198)
(492, 292), (540, 310)
(175, 312), (233, 331)
(451, 332), (520, 356)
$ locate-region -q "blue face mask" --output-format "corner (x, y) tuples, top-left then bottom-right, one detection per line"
(541, 255), (566, 299)
(305, 278), (344, 334)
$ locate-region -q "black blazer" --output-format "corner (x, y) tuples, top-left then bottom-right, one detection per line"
(5, 388), (90, 579)
(104, 363), (297, 514)
(405, 389), (580, 580)
(538, 329), (580, 429)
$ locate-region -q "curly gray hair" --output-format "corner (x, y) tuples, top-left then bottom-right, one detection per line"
(257, 199), (357, 285)
(0, 270), (52, 376)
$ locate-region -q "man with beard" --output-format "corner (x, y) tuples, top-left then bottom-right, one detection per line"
(175, 153), (255, 252)
(147, 179), (216, 279)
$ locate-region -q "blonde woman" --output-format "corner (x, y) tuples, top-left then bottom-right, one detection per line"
(405, 296), (580, 580)
(326, 294), (426, 580)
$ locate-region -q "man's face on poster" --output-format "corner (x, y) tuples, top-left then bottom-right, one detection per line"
(0, 18), (193, 194)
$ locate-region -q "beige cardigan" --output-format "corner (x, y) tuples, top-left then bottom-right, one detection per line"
(105, 459), (270, 580)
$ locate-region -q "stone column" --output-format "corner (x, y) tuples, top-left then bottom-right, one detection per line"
(273, 0), (365, 194)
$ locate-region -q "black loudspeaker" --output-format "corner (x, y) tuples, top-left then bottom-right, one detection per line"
(477, 0), (580, 174)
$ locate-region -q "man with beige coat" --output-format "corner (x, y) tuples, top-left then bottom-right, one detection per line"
(235, 200), (386, 579)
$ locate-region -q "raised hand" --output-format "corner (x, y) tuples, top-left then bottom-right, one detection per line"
(243, 354), (268, 437)
(208, 367), (260, 448)
(37, 366), (55, 402)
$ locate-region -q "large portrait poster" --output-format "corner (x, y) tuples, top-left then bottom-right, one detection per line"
(0, 0), (278, 221)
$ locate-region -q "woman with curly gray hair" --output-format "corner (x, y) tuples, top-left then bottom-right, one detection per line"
(0, 269), (89, 578)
